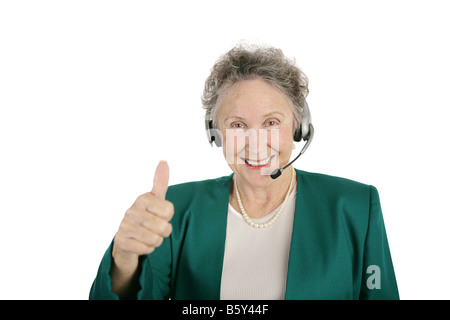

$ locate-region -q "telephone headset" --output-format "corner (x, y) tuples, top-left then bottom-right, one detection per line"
(205, 99), (314, 179)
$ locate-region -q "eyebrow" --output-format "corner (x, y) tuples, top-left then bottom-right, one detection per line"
(224, 111), (285, 122)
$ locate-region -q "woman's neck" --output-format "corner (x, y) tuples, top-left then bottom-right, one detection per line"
(230, 167), (296, 218)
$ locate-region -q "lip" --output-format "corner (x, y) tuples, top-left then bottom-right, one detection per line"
(241, 155), (275, 170)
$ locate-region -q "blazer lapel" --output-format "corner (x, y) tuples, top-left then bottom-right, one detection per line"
(285, 169), (307, 299)
(203, 174), (233, 299)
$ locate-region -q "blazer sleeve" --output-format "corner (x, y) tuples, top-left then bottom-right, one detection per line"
(89, 236), (172, 300)
(358, 186), (399, 300)
(89, 241), (119, 300)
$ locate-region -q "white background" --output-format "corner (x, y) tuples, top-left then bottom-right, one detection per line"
(1, 0), (449, 299)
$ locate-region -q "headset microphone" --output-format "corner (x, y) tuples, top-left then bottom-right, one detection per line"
(269, 123), (314, 179)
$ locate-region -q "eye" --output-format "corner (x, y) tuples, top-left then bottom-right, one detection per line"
(265, 120), (279, 127)
(230, 122), (245, 129)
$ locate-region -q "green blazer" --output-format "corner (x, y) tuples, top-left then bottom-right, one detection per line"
(90, 169), (399, 300)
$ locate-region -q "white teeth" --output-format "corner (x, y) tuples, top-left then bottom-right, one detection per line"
(244, 156), (272, 166)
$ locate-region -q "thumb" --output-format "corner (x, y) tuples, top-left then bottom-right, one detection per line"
(151, 160), (170, 199)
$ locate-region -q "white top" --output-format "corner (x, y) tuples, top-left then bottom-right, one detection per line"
(220, 184), (297, 300)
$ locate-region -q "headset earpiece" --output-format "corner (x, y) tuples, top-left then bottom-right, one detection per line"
(205, 119), (222, 147)
(293, 100), (312, 142)
(294, 127), (303, 142)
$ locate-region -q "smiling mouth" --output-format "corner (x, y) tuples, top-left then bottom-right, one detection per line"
(240, 155), (275, 169)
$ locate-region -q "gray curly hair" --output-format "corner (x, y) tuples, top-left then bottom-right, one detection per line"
(201, 44), (309, 130)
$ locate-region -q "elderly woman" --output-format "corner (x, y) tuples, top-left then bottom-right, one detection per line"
(90, 44), (399, 300)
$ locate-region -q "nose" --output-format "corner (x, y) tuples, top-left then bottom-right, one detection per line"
(245, 128), (273, 159)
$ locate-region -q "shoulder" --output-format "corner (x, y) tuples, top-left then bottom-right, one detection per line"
(295, 170), (382, 242)
(167, 174), (232, 196)
(165, 174), (232, 230)
(297, 169), (373, 192)
(296, 169), (377, 207)
(165, 174), (232, 207)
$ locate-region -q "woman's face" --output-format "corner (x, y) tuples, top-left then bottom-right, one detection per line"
(217, 78), (295, 187)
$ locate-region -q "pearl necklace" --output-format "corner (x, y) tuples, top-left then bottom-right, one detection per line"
(234, 168), (295, 229)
